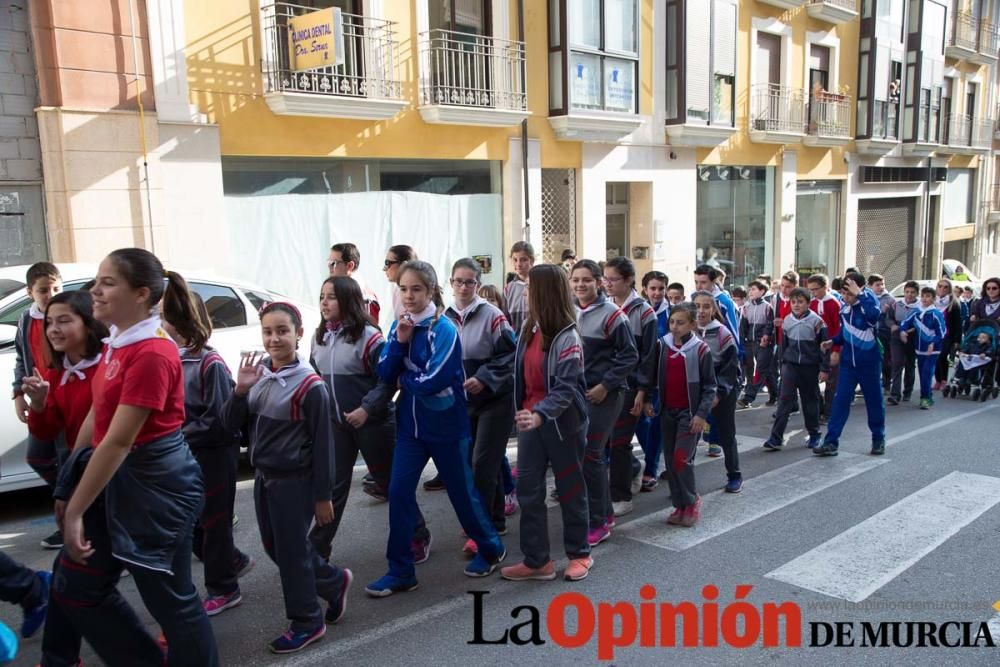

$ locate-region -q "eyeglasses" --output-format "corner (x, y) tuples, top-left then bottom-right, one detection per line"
(327, 260), (341, 269)
(604, 276), (623, 284)
(384, 259), (401, 268)
(450, 278), (478, 288)
(987, 285), (1000, 291)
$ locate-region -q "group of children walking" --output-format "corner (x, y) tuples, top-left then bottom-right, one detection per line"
(4, 240), (996, 663)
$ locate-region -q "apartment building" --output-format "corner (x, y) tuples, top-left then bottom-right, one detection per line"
(14, 0), (1000, 296)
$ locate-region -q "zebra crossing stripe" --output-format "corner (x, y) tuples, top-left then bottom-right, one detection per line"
(615, 452), (886, 551)
(766, 471), (1000, 603)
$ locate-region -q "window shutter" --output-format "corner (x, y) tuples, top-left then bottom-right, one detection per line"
(713, 0), (737, 77)
(686, 0), (711, 117)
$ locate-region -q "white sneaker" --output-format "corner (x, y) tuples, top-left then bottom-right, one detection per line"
(630, 468), (643, 496)
(612, 500), (634, 517)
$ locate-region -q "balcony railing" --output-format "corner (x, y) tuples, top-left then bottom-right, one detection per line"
(751, 84), (806, 135)
(950, 10), (979, 52)
(947, 113), (973, 146)
(419, 29), (526, 111)
(809, 0), (857, 11)
(261, 3), (403, 103)
(808, 91), (851, 139)
(872, 100), (900, 140)
(979, 18), (1000, 55)
(971, 117), (994, 149)
(988, 184), (1000, 214)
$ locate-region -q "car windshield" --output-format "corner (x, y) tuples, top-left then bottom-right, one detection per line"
(0, 279), (23, 301)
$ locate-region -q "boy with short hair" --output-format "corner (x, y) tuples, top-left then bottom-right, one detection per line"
(817, 272), (886, 456)
(731, 285), (747, 311)
(868, 273), (894, 388)
(887, 280), (920, 404)
(899, 287), (947, 409)
(12, 262), (62, 548)
(738, 280), (776, 409)
(666, 282), (686, 306)
(763, 288), (829, 450)
(504, 241), (534, 333)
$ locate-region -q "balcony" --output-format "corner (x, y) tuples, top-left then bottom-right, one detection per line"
(757, 0), (806, 9)
(971, 18), (1000, 66)
(749, 84), (806, 144)
(941, 114), (992, 155)
(806, 0), (859, 25)
(418, 29), (529, 127)
(856, 100), (900, 155)
(902, 107), (940, 157)
(261, 3), (406, 119)
(971, 117), (994, 152)
(666, 121), (737, 148)
(804, 91), (851, 147)
(946, 10), (979, 60)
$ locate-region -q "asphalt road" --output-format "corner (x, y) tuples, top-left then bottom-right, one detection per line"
(3, 391), (1000, 666)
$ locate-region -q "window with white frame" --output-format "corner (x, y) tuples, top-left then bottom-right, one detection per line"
(665, 0), (737, 127)
(549, 0), (639, 115)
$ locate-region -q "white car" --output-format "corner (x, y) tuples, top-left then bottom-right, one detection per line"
(0, 264), (319, 493)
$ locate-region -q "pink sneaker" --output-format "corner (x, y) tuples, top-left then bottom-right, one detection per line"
(203, 590), (242, 616)
(504, 491), (518, 516)
(680, 496), (702, 528)
(666, 507), (684, 525)
(587, 524), (611, 547)
(462, 538), (478, 555)
(606, 513), (616, 529)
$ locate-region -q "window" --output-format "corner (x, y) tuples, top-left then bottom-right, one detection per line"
(550, 0), (639, 114)
(0, 281), (87, 327)
(665, 0), (737, 127)
(243, 290), (282, 313)
(189, 283), (247, 328)
(0, 279), (24, 302)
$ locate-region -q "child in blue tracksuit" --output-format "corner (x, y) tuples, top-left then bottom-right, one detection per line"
(367, 261), (505, 597)
(636, 271), (670, 489)
(899, 287), (947, 409)
(817, 272), (886, 456)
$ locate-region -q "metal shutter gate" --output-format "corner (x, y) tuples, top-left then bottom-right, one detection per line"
(541, 168), (576, 263)
(856, 198), (916, 288)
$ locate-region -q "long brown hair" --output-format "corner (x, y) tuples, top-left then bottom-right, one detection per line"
(398, 260), (445, 310)
(524, 264), (575, 350)
(315, 276), (376, 346)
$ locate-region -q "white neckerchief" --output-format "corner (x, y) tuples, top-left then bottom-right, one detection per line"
(619, 290), (642, 311)
(935, 294), (952, 312)
(576, 294), (604, 315)
(60, 354), (101, 386)
(259, 357), (303, 388)
(697, 319), (722, 337)
(917, 304), (934, 315)
(103, 315), (171, 362)
(665, 332), (700, 357)
(986, 301), (1000, 316)
(710, 284), (724, 299)
(651, 298), (670, 318)
(29, 303), (45, 320)
(405, 302), (437, 326)
(452, 296), (485, 324)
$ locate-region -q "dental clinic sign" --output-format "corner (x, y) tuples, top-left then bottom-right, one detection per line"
(287, 7), (344, 72)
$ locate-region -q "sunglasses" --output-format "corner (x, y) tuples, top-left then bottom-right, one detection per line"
(987, 285), (1000, 291)
(384, 259), (401, 268)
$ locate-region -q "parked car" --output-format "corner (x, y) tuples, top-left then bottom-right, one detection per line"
(0, 264), (319, 493)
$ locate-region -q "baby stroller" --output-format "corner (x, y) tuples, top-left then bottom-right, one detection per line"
(943, 319), (999, 401)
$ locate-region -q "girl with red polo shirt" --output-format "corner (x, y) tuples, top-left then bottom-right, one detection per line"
(500, 265), (593, 582)
(20, 288), (106, 666)
(55, 249), (218, 666)
(645, 303), (717, 527)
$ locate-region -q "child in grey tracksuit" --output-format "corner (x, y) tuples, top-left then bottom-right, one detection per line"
(765, 294), (830, 449)
(739, 292), (776, 405)
(577, 293), (638, 534)
(309, 323), (430, 560)
(180, 347), (251, 605)
(224, 357), (348, 634)
(512, 321), (592, 570)
(445, 296), (517, 535)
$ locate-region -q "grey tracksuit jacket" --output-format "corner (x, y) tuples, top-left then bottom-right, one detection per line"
(619, 294), (658, 393)
(180, 347), (236, 449)
(779, 311), (831, 372)
(513, 323), (589, 439)
(649, 333), (718, 420)
(576, 293), (638, 391)
(444, 299), (517, 413)
(310, 324), (394, 424)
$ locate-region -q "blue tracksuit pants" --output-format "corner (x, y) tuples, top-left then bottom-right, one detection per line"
(918, 353), (939, 400)
(824, 362), (886, 446)
(387, 434), (503, 578)
(636, 414), (662, 478)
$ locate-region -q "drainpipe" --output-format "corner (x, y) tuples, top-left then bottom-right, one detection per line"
(518, 0), (530, 240)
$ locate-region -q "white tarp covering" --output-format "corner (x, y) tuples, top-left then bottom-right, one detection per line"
(223, 191), (503, 328)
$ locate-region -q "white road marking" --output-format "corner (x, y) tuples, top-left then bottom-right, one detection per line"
(616, 452), (886, 552)
(766, 471), (1000, 603)
(988, 613), (1000, 643)
(886, 404), (997, 446)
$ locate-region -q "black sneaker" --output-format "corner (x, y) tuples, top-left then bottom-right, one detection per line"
(658, 470), (670, 481)
(762, 439), (783, 451)
(423, 475), (445, 491)
(765, 397), (778, 407)
(362, 483), (388, 502)
(736, 399), (752, 409)
(902, 393), (912, 402)
(325, 569), (353, 624)
(870, 439), (886, 456)
(814, 443), (839, 457)
(41, 529), (63, 550)
(886, 396), (899, 406)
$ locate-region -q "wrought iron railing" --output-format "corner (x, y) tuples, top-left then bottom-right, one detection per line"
(419, 29), (527, 110)
(979, 18), (1000, 56)
(808, 92), (851, 138)
(971, 117), (994, 149)
(751, 84), (806, 135)
(950, 10), (979, 51)
(988, 184), (1000, 213)
(261, 2), (403, 102)
(871, 100), (900, 140)
(947, 113), (973, 147)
